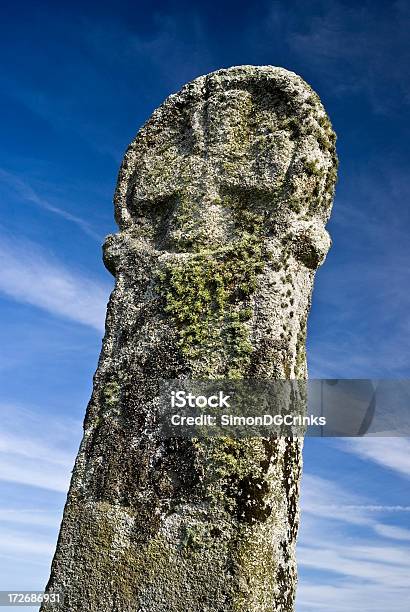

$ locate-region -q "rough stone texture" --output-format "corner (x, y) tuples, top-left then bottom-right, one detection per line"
(42, 65), (337, 612)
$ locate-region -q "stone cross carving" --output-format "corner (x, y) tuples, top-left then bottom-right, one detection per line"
(43, 66), (337, 612)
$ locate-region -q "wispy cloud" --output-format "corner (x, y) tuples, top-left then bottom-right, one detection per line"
(373, 523), (410, 541)
(0, 402), (80, 492)
(0, 234), (111, 331)
(299, 542), (410, 586)
(0, 455), (69, 493)
(298, 582), (410, 612)
(0, 529), (55, 558)
(298, 471), (410, 611)
(0, 403), (75, 580)
(319, 504), (410, 513)
(301, 473), (369, 524)
(0, 169), (102, 241)
(0, 508), (60, 528)
(338, 438), (410, 479)
(301, 472), (410, 532)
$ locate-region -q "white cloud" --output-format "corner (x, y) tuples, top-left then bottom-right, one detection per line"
(0, 403), (80, 492)
(339, 438), (410, 479)
(298, 472), (410, 611)
(0, 405), (72, 572)
(319, 504), (410, 513)
(300, 473), (370, 525)
(373, 523), (410, 541)
(0, 234), (111, 331)
(0, 531), (55, 560)
(0, 509), (60, 528)
(0, 432), (73, 468)
(0, 455), (71, 493)
(298, 582), (410, 612)
(0, 169), (102, 241)
(301, 472), (410, 534)
(298, 543), (410, 587)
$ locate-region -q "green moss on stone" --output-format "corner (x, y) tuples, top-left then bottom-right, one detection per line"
(156, 233), (266, 377)
(102, 380), (120, 405)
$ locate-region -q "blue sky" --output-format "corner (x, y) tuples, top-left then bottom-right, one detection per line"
(0, 1), (409, 610)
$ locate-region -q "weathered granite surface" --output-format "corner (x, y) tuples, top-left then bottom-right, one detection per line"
(42, 65), (337, 612)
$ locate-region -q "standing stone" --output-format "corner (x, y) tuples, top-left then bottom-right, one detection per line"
(43, 66), (337, 612)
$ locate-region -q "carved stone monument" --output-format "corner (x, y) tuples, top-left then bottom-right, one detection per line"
(43, 66), (337, 611)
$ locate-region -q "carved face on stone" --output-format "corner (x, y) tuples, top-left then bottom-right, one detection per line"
(107, 66), (337, 378)
(114, 67), (336, 262)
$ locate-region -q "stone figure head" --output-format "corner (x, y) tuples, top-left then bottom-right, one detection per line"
(104, 66), (337, 379)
